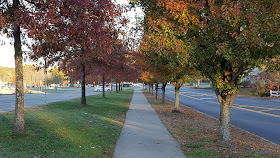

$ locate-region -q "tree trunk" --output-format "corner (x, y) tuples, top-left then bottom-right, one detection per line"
(162, 83), (167, 104)
(13, 19), (25, 133)
(151, 83), (153, 96)
(111, 78), (113, 95)
(174, 82), (181, 111)
(102, 75), (105, 97)
(116, 82), (118, 93)
(155, 83), (158, 98)
(118, 82), (121, 92)
(148, 83), (150, 93)
(121, 83), (123, 91)
(81, 63), (86, 105)
(216, 91), (237, 144)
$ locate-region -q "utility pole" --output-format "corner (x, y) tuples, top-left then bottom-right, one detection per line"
(44, 59), (47, 105)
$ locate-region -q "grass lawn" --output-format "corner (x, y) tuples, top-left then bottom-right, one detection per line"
(0, 90), (133, 158)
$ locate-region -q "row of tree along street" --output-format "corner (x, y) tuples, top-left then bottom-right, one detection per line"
(0, 65), (67, 88)
(0, 64), (130, 90)
(1, 0), (280, 148)
(0, 1), (139, 133)
(131, 0), (280, 145)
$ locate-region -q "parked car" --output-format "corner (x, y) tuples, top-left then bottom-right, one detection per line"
(87, 84), (93, 87)
(94, 86), (111, 92)
(98, 84), (109, 87)
(15, 89), (32, 94)
(24, 89), (32, 93)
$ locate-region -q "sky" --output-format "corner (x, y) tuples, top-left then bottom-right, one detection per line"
(0, 0), (143, 68)
(0, 36), (15, 68)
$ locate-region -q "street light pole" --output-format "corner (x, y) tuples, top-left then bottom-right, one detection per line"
(44, 59), (47, 105)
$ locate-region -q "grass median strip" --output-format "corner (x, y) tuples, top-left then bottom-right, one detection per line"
(143, 91), (280, 158)
(0, 90), (133, 158)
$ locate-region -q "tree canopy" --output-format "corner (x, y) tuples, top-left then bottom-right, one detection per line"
(133, 0), (280, 144)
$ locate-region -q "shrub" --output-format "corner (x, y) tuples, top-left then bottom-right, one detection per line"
(260, 92), (270, 97)
(240, 80), (251, 88)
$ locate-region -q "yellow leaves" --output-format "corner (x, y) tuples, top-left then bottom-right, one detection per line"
(140, 71), (155, 83)
(225, 71), (230, 76)
(266, 42), (275, 47)
(260, 64), (266, 71)
(225, 78), (228, 83)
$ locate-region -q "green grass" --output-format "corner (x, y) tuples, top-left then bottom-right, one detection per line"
(184, 149), (217, 158)
(148, 100), (163, 105)
(181, 129), (218, 157)
(184, 138), (217, 149)
(0, 90), (133, 158)
(184, 141), (208, 149)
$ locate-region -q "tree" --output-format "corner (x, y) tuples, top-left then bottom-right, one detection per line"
(22, 65), (45, 87)
(1, 0), (59, 133)
(29, 0), (125, 105)
(46, 67), (66, 85)
(156, 0), (280, 144)
(134, 3), (196, 111)
(134, 49), (168, 103)
(134, 0), (280, 144)
(0, 66), (14, 82)
(67, 42), (139, 97)
(91, 42), (139, 96)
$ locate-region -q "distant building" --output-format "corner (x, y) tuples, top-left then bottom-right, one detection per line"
(241, 68), (263, 83)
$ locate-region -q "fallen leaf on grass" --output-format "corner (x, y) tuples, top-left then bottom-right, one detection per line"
(103, 151), (109, 156)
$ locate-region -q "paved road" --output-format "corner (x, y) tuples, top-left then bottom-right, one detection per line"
(0, 88), (100, 113)
(158, 85), (280, 145)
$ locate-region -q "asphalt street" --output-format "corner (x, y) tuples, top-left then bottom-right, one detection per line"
(0, 88), (100, 113)
(158, 85), (280, 145)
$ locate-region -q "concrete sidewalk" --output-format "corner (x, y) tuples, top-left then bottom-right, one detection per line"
(114, 88), (185, 158)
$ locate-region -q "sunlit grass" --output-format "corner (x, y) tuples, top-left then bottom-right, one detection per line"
(0, 90), (133, 158)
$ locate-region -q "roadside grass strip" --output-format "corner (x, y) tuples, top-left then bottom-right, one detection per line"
(0, 90), (133, 158)
(144, 91), (280, 158)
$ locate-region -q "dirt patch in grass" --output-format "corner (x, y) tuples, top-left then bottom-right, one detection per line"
(143, 91), (280, 158)
(24, 106), (44, 111)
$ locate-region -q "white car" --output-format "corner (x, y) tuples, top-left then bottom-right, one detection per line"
(94, 86), (111, 92)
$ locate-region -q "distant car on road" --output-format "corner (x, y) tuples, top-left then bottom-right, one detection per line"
(24, 89), (32, 94)
(123, 83), (132, 87)
(87, 84), (93, 87)
(94, 85), (111, 92)
(15, 89), (32, 94)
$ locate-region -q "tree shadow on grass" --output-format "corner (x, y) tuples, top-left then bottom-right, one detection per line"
(0, 90), (134, 157)
(0, 107), (126, 157)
